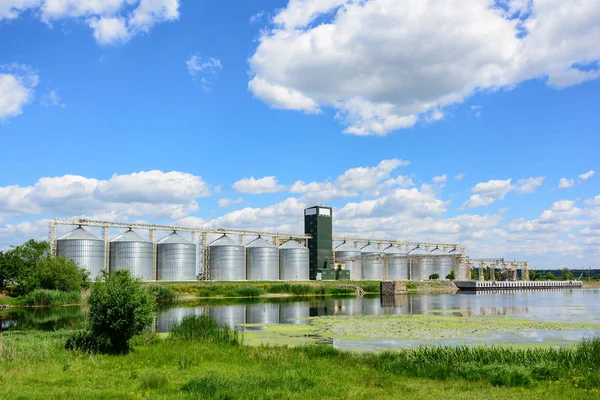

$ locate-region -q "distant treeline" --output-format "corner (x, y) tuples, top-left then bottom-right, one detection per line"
(532, 269), (600, 279)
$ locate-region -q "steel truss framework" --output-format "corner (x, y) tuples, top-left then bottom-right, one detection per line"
(48, 218), (527, 281)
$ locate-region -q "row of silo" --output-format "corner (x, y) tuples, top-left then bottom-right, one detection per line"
(57, 227), (196, 282)
(208, 235), (310, 281)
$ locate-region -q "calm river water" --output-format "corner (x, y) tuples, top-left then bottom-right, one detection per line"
(3, 289), (600, 350)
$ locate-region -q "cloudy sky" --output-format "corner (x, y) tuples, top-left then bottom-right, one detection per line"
(1, 0), (599, 269)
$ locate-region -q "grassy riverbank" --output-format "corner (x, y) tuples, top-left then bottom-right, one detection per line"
(166, 280), (457, 299)
(1, 325), (600, 399)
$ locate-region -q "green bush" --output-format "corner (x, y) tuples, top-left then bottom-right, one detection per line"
(234, 286), (263, 298)
(361, 283), (380, 293)
(21, 289), (81, 306)
(65, 330), (105, 354)
(406, 282), (417, 289)
(145, 284), (178, 302)
(170, 315), (242, 345)
(87, 270), (155, 354)
(446, 270), (456, 280)
(267, 283), (291, 294)
(429, 274), (440, 280)
(289, 284), (312, 295)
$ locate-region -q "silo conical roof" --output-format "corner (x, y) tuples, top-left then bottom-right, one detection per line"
(279, 240), (307, 249)
(407, 245), (427, 255)
(384, 245), (405, 255)
(360, 243), (381, 253)
(111, 229), (150, 243)
(58, 226), (101, 241)
(335, 242), (360, 252)
(158, 232), (191, 245)
(209, 235), (241, 247)
(246, 237), (276, 248)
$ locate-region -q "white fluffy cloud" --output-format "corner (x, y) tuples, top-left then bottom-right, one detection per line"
(1, 0), (180, 45)
(558, 170), (596, 189)
(579, 170), (595, 182)
(217, 198), (244, 208)
(462, 176), (545, 209)
(0, 170), (210, 220)
(249, 0), (600, 135)
(558, 177), (575, 189)
(0, 64), (38, 120)
(291, 158), (410, 201)
(232, 176), (284, 194)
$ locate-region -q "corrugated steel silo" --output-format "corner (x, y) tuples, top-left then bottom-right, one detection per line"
(429, 247), (444, 279)
(408, 246), (430, 280)
(279, 240), (309, 281)
(361, 243), (384, 280)
(433, 247), (454, 280)
(209, 235), (244, 281)
(246, 237), (279, 281)
(384, 245), (408, 280)
(57, 226), (105, 280)
(110, 229), (154, 281)
(334, 242), (361, 280)
(157, 232), (196, 281)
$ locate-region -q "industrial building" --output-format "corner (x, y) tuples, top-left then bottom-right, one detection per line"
(50, 206), (529, 282)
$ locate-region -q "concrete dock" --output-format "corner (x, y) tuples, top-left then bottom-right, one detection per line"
(455, 280), (583, 292)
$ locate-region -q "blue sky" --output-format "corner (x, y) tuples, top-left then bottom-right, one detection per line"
(0, 0), (599, 269)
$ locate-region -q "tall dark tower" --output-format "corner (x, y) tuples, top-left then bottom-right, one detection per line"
(304, 205), (333, 280)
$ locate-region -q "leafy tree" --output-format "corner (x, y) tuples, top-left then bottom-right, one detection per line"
(545, 272), (556, 280)
(470, 268), (478, 280)
(0, 240), (88, 295)
(87, 270), (155, 354)
(446, 269), (456, 280)
(38, 256), (90, 292)
(0, 240), (50, 292)
(561, 268), (575, 280)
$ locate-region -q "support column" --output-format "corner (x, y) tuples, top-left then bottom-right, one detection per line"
(201, 233), (209, 280)
(103, 226), (110, 273)
(383, 258), (388, 281)
(522, 263), (529, 281)
(491, 263), (496, 282)
(479, 263), (485, 281)
(48, 222), (57, 257)
(150, 229), (157, 281)
(240, 234), (246, 280)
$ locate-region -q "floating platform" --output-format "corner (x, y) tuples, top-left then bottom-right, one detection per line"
(455, 280), (583, 292)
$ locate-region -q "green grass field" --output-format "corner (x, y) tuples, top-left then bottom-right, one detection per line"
(2, 322), (600, 399)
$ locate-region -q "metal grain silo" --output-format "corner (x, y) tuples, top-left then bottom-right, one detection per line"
(209, 235), (244, 281)
(57, 226), (105, 280)
(334, 242), (361, 280)
(429, 247), (444, 279)
(246, 237), (279, 281)
(361, 243), (384, 280)
(408, 245), (429, 280)
(384, 245), (408, 280)
(279, 240), (309, 281)
(157, 232), (196, 281)
(433, 247), (454, 280)
(110, 229), (154, 281)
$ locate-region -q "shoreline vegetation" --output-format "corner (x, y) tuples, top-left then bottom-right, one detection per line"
(3, 279), (599, 308)
(0, 280), (461, 308)
(1, 316), (600, 399)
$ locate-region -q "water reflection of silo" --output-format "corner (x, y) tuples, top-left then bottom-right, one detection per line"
(361, 297), (383, 316)
(246, 303), (280, 326)
(279, 302), (310, 325)
(156, 307), (204, 333)
(209, 305), (246, 329)
(341, 298), (361, 316)
(407, 296), (427, 314)
(380, 295), (409, 315)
